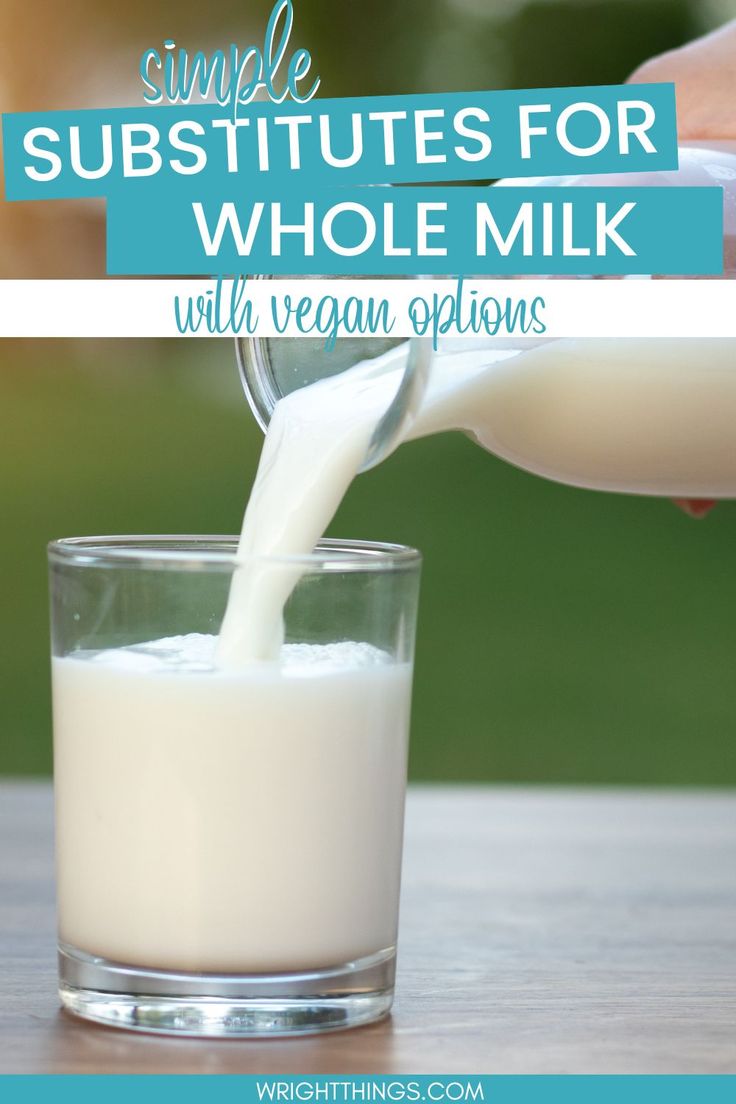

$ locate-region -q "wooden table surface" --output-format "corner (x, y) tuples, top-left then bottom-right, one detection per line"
(1, 782), (735, 1074)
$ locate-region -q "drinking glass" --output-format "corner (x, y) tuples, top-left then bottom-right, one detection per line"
(49, 536), (421, 1037)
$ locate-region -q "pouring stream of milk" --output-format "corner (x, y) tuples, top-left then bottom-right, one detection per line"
(216, 340), (516, 666)
(217, 337), (736, 668)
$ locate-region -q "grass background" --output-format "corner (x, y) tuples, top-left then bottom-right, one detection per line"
(3, 340), (735, 783)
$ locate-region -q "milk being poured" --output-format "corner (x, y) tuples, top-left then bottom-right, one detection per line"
(217, 337), (736, 667)
(53, 335), (736, 977)
(219, 138), (736, 663)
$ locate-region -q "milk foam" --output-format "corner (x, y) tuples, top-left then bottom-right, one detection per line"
(87, 633), (391, 676)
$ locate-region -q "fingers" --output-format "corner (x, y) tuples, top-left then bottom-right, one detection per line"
(672, 498), (718, 518)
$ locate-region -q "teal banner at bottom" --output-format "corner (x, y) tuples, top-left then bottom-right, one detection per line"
(0, 1076), (734, 1103)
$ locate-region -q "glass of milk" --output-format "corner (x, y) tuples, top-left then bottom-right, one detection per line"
(49, 535), (421, 1037)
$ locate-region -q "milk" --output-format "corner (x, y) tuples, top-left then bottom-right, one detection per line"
(430, 338), (736, 496)
(217, 336), (736, 667)
(217, 350), (405, 663)
(53, 635), (411, 973)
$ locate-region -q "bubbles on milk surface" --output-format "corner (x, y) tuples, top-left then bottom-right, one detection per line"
(84, 633), (391, 676)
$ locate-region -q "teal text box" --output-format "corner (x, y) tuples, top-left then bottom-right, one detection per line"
(2, 84), (677, 200)
(105, 185), (723, 276)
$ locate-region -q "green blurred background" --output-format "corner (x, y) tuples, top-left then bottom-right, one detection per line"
(2, 0), (736, 782)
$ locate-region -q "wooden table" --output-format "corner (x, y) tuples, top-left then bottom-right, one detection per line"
(1, 782), (735, 1074)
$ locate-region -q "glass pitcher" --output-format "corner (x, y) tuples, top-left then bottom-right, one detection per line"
(237, 143), (736, 489)
(237, 276), (434, 472)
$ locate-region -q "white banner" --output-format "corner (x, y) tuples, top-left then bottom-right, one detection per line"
(0, 278), (734, 339)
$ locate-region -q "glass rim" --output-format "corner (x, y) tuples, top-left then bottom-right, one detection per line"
(47, 535), (422, 572)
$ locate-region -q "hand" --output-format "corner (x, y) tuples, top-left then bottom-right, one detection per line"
(628, 21), (736, 141)
(628, 22), (736, 518)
